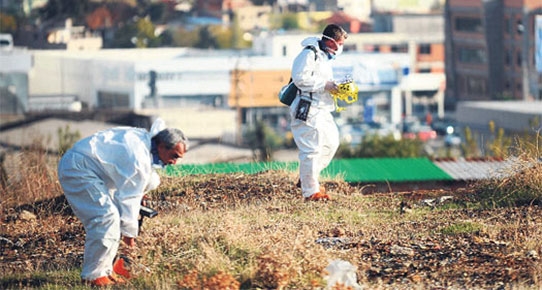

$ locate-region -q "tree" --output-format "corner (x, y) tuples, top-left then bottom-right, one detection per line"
(0, 13), (17, 34)
(111, 23), (138, 48)
(135, 16), (159, 47)
(159, 29), (174, 47)
(209, 25), (233, 49)
(38, 0), (92, 25)
(111, 16), (160, 48)
(86, 6), (112, 30)
(172, 26), (200, 47)
(147, 2), (172, 24)
(281, 13), (299, 30)
(195, 25), (218, 49)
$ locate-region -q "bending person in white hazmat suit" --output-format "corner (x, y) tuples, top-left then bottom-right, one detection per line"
(289, 24), (348, 201)
(57, 118), (188, 286)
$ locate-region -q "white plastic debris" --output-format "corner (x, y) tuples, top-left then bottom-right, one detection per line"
(324, 259), (362, 290)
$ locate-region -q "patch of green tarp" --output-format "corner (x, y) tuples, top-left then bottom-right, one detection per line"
(165, 157), (453, 183)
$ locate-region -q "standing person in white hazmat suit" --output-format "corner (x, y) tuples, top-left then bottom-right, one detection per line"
(289, 24), (348, 201)
(57, 118), (188, 286)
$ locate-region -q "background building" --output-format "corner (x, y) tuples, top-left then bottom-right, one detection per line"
(0, 35), (32, 117)
(445, 0), (542, 105)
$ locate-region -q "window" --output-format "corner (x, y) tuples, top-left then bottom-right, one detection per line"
(458, 47), (487, 64)
(344, 44), (356, 52)
(459, 75), (487, 98)
(419, 44), (431, 55)
(455, 17), (483, 33)
(466, 77), (486, 95)
(391, 44), (407, 52)
(516, 19), (524, 35)
(97, 91), (130, 109)
(282, 46), (287, 57)
(505, 50), (511, 66)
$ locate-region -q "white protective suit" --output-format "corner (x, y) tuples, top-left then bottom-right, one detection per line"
(289, 37), (340, 197)
(57, 119), (165, 280)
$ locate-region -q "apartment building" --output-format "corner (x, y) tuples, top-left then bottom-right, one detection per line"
(368, 12), (445, 74)
(445, 0), (542, 105)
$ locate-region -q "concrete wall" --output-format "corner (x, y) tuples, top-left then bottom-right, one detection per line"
(0, 49), (32, 113)
(456, 101), (542, 134)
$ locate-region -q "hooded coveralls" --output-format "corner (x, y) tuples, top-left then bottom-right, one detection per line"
(289, 36), (339, 198)
(57, 120), (164, 280)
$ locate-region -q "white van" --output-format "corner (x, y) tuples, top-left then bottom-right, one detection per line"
(0, 34), (14, 51)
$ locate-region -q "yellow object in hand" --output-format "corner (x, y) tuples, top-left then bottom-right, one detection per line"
(331, 77), (359, 112)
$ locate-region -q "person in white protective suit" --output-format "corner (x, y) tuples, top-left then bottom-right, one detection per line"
(57, 118), (188, 286)
(289, 24), (348, 201)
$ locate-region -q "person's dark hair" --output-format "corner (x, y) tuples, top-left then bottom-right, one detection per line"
(152, 128), (189, 150)
(322, 24), (348, 41)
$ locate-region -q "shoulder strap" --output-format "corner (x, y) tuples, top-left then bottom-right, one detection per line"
(288, 46), (316, 100)
(304, 46), (318, 61)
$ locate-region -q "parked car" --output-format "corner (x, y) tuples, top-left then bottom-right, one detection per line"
(402, 124), (437, 142)
(431, 117), (457, 136)
(0, 34), (13, 51)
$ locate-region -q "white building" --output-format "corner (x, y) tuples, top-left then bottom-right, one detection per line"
(337, 0), (372, 21)
(29, 48), (240, 111)
(24, 31), (452, 140)
(0, 36), (32, 115)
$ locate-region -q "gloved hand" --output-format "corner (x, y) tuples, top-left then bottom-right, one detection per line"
(325, 81), (338, 93)
(122, 236), (136, 248)
(141, 194), (149, 207)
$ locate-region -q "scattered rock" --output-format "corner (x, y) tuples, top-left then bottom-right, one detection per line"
(390, 245), (415, 256)
(527, 250), (539, 260)
(18, 210), (36, 221)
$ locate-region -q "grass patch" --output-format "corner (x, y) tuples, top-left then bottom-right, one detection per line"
(439, 221), (484, 235)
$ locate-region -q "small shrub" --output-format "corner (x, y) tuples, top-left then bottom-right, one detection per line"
(337, 134), (425, 158)
(244, 121), (285, 161)
(57, 125), (81, 156)
(471, 131), (542, 208)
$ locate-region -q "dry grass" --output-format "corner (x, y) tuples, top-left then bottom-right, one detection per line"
(1, 142), (64, 214)
(470, 133), (542, 208)
(1, 147), (542, 289)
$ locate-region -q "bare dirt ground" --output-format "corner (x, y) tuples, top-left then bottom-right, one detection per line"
(1, 171), (541, 289)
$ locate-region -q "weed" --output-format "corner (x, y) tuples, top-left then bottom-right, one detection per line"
(2, 140), (62, 212)
(439, 221), (483, 235)
(57, 125), (81, 156)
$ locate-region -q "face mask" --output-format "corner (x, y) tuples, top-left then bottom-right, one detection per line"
(322, 35), (343, 58)
(335, 44), (343, 56)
